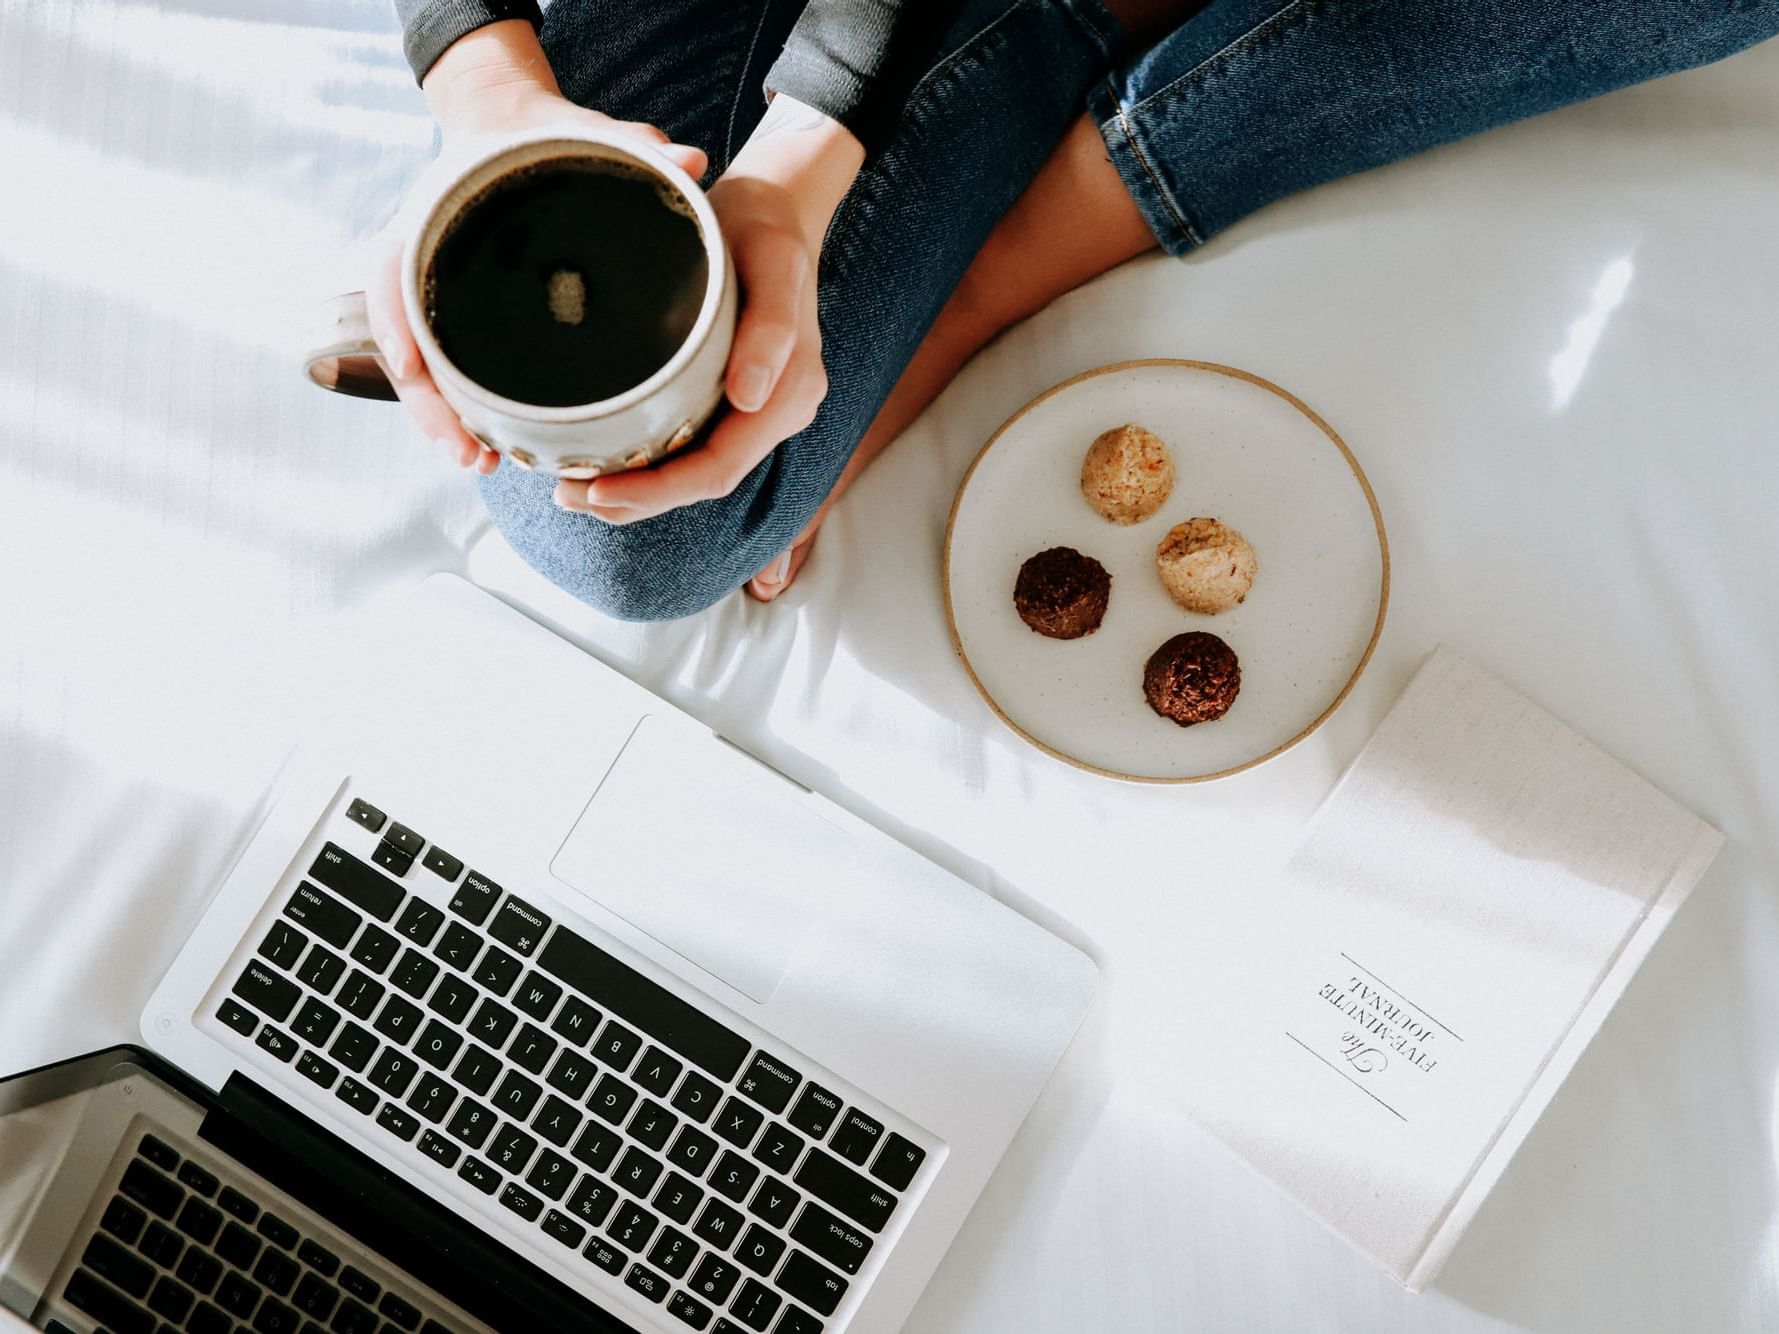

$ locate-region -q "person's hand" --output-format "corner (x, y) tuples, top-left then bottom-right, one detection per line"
(366, 20), (708, 474)
(553, 94), (864, 522)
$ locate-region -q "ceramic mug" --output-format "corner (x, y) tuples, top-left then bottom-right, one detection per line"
(302, 126), (738, 480)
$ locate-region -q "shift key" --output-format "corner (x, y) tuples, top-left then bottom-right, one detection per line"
(793, 1148), (896, 1233)
(309, 843), (403, 921)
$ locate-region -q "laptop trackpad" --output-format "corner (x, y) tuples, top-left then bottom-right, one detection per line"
(549, 714), (853, 1004)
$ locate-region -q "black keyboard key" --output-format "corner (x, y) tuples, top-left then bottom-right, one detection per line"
(568, 1175), (619, 1226)
(119, 1161), (182, 1219)
(624, 1263), (670, 1303)
(648, 1226), (698, 1280)
(453, 1043), (502, 1096)
(257, 1213), (299, 1250)
(339, 1266), (380, 1302)
(293, 1271), (337, 1320)
(413, 1019), (463, 1070)
(308, 844), (402, 921)
(689, 1254), (741, 1305)
(583, 1237), (626, 1276)
(176, 1195), (223, 1245)
(775, 1309), (823, 1334)
(490, 1125), (538, 1175)
(218, 997), (259, 1036)
(101, 1195), (148, 1245)
(379, 1292), (422, 1331)
(258, 920), (310, 971)
(492, 1070), (542, 1120)
(253, 1246), (299, 1296)
(216, 1269), (261, 1317)
(217, 1185), (258, 1223)
(673, 1071), (722, 1124)
(734, 1225), (785, 1277)
(138, 1218), (183, 1267)
(298, 1051), (339, 1092)
(570, 1122), (621, 1173)
(446, 1097), (496, 1150)
(297, 1239), (339, 1277)
(692, 1199), (743, 1250)
(613, 1147), (664, 1199)
(189, 1298), (230, 1334)
(593, 1021), (643, 1072)
(786, 1084), (841, 1141)
(332, 1296), (379, 1333)
(410, 1127), (457, 1168)
(350, 926), (400, 974)
(254, 1294), (300, 1332)
(532, 1094), (582, 1147)
(292, 997), (341, 1047)
(828, 1110), (882, 1167)
(667, 1290), (714, 1328)
(83, 1233), (154, 1297)
(177, 1161), (217, 1199)
(489, 896), (550, 955)
(64, 1267), (155, 1334)
(546, 1049), (597, 1099)
(372, 839), (414, 877)
(346, 798), (385, 832)
(215, 1221), (261, 1270)
(459, 1156), (500, 1196)
(777, 1250), (847, 1317)
(375, 1104), (420, 1142)
(714, 1099), (764, 1150)
(514, 973), (563, 1020)
(406, 1074), (457, 1124)
(336, 1076), (377, 1116)
(384, 822), (425, 856)
(469, 999), (517, 1048)
(526, 1148), (576, 1201)
(390, 949), (440, 999)
(728, 1278), (781, 1331)
(510, 1023), (558, 1075)
(794, 1148), (895, 1232)
(668, 1126), (720, 1178)
(748, 1179), (800, 1230)
(737, 1053), (800, 1115)
(296, 943), (348, 994)
(138, 1134), (180, 1170)
(432, 922), (481, 972)
(373, 994), (423, 1044)
(542, 1207), (587, 1249)
(590, 1074), (638, 1125)
(368, 1049), (418, 1097)
(550, 995), (601, 1047)
(256, 1024), (299, 1063)
(336, 971), (385, 1021)
(499, 1183), (544, 1223)
(283, 883), (361, 951)
(789, 1201), (871, 1275)
(427, 972), (477, 1024)
(422, 845), (464, 881)
(449, 870), (502, 925)
(752, 1123), (804, 1176)
(635, 1047), (683, 1098)
(536, 930), (749, 1082)
(608, 1202), (658, 1252)
(330, 1023), (377, 1074)
(233, 962), (301, 1024)
(871, 1132), (926, 1191)
(630, 1100), (678, 1152)
(472, 945), (523, 995)
(655, 1172), (704, 1225)
(149, 1272), (196, 1321)
(175, 1247), (223, 1295)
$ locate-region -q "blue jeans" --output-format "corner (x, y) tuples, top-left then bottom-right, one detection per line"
(480, 0), (1777, 621)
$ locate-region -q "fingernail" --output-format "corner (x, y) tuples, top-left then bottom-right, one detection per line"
(734, 366), (771, 412)
(765, 551), (791, 587)
(378, 325), (416, 380)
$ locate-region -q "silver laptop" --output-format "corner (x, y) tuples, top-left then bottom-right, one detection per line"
(1, 574), (1097, 1334)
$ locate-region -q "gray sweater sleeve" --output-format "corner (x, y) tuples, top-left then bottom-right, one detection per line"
(395, 0), (543, 83)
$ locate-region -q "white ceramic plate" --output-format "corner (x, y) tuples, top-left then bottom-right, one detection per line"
(944, 360), (1389, 782)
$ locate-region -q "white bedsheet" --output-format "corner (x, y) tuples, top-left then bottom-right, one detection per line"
(4, 2), (1777, 1329)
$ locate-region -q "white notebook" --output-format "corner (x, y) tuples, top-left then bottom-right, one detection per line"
(1190, 647), (1723, 1290)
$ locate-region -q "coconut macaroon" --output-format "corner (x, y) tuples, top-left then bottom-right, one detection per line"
(1080, 423), (1174, 525)
(1156, 517), (1258, 614)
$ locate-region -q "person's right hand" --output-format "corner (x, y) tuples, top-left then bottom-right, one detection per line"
(366, 20), (708, 474)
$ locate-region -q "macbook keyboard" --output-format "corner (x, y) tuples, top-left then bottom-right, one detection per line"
(211, 797), (931, 1333)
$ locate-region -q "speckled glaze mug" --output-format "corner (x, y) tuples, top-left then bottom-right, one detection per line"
(302, 126), (738, 480)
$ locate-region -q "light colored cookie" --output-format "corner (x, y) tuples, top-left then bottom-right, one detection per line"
(1156, 517), (1257, 614)
(1080, 423), (1173, 525)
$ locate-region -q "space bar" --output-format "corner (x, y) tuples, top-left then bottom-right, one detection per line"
(536, 929), (751, 1082)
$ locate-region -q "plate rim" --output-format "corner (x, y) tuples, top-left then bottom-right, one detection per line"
(941, 358), (1392, 784)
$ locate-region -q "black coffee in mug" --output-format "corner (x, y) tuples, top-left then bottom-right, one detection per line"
(424, 157), (709, 408)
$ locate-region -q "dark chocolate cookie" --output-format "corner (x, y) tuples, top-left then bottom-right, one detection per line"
(1013, 546), (1111, 640)
(1143, 631), (1240, 725)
